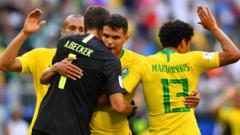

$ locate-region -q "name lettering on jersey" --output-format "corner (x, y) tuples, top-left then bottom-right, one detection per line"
(64, 40), (94, 57)
(152, 64), (190, 73)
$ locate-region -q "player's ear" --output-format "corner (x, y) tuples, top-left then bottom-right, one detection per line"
(177, 39), (187, 53)
(181, 39), (188, 49)
(124, 35), (129, 42)
(61, 28), (65, 37)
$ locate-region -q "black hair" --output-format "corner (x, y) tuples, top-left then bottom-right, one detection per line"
(84, 6), (110, 32)
(158, 20), (194, 48)
(103, 14), (128, 34)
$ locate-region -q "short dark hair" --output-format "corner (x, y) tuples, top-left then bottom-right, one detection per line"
(159, 20), (194, 48)
(62, 14), (83, 28)
(84, 6), (110, 32)
(103, 14), (128, 34)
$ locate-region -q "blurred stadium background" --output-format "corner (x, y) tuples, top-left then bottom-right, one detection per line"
(0, 0), (240, 135)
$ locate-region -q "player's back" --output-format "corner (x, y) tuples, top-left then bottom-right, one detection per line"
(139, 50), (219, 135)
(33, 34), (123, 135)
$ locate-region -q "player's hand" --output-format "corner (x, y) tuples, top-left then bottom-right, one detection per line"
(52, 57), (83, 80)
(23, 9), (46, 34)
(197, 5), (218, 32)
(127, 100), (138, 119)
(184, 91), (200, 108)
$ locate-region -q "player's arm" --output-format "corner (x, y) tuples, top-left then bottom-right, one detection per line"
(96, 94), (108, 105)
(0, 9), (46, 72)
(197, 6), (240, 66)
(184, 91), (200, 108)
(104, 58), (133, 115)
(109, 93), (133, 115)
(40, 57), (83, 84)
(122, 59), (142, 94)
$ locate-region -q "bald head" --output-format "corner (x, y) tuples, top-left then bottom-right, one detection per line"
(61, 14), (84, 37)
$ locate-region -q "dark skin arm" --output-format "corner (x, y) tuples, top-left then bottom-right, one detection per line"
(97, 94), (108, 106)
(0, 9), (46, 72)
(197, 6), (240, 66)
(184, 91), (200, 108)
(109, 93), (133, 116)
(0, 9), (83, 81)
(40, 57), (83, 84)
(98, 91), (201, 108)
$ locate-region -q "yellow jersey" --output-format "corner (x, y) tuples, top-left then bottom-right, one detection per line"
(17, 48), (56, 135)
(90, 48), (144, 135)
(218, 107), (240, 135)
(123, 50), (219, 135)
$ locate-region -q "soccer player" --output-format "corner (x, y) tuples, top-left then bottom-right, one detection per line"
(211, 85), (240, 135)
(35, 6), (133, 135)
(90, 14), (201, 135)
(90, 14), (143, 135)
(0, 9), (84, 135)
(122, 6), (240, 135)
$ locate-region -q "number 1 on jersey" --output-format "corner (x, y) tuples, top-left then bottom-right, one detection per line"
(58, 53), (76, 90)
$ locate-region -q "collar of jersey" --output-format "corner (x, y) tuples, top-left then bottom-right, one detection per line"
(160, 49), (176, 62)
(159, 49), (176, 54)
(120, 49), (125, 59)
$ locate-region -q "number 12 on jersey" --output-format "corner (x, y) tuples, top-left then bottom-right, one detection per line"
(161, 78), (190, 113)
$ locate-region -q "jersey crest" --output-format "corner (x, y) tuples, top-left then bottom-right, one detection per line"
(121, 68), (129, 79)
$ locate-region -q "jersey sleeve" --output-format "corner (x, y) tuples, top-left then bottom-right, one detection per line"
(190, 51), (219, 72)
(104, 58), (127, 95)
(122, 58), (143, 94)
(17, 49), (39, 73)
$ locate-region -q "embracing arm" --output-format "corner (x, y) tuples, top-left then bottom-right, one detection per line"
(197, 6), (240, 66)
(40, 57), (83, 84)
(0, 9), (46, 72)
(109, 93), (133, 115)
(184, 91), (200, 108)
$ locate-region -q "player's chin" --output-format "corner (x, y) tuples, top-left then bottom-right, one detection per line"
(110, 49), (116, 54)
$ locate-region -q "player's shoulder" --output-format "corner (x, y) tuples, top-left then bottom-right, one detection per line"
(124, 49), (144, 58)
(145, 51), (161, 59)
(186, 51), (216, 58)
(59, 34), (91, 43)
(186, 51), (204, 55)
(122, 49), (144, 62)
(26, 48), (56, 55)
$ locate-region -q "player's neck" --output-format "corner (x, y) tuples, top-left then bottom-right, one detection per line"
(86, 30), (99, 39)
(115, 49), (124, 58)
(163, 47), (177, 52)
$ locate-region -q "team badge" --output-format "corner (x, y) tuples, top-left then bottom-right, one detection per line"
(203, 52), (214, 60)
(121, 68), (129, 79)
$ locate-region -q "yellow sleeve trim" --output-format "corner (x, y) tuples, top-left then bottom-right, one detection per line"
(82, 34), (94, 43)
(58, 53), (76, 89)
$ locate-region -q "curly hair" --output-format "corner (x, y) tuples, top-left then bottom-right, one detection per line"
(103, 14), (128, 34)
(158, 20), (194, 48)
